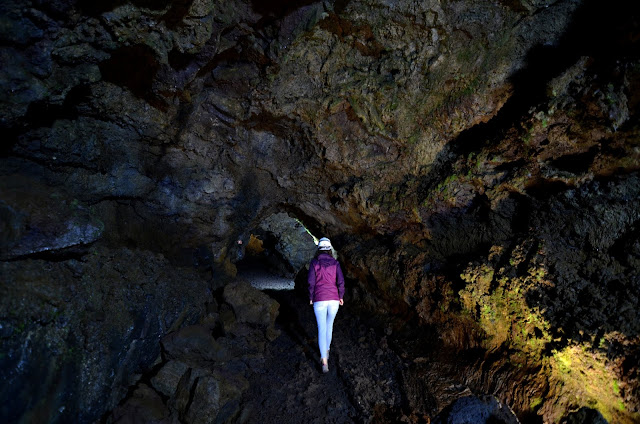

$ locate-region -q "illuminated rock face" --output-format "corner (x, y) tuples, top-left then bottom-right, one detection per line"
(1, 0), (640, 422)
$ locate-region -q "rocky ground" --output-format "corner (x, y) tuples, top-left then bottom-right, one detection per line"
(241, 289), (362, 424)
(238, 275), (519, 424)
(99, 264), (522, 424)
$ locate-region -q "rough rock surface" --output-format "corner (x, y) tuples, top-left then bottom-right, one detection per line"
(223, 280), (280, 339)
(0, 246), (212, 423)
(432, 395), (519, 424)
(104, 278), (279, 424)
(0, 175), (104, 259)
(1, 0), (640, 422)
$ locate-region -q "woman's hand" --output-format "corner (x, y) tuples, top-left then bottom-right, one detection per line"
(310, 300), (313, 305)
(339, 299), (344, 306)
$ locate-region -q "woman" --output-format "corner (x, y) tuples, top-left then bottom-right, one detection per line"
(308, 237), (345, 373)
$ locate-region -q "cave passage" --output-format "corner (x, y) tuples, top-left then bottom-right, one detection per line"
(235, 212), (319, 291)
(3, 0), (640, 421)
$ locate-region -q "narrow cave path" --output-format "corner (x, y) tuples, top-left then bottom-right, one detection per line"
(236, 262), (295, 291)
(240, 288), (359, 424)
(238, 285), (411, 424)
(234, 268), (512, 423)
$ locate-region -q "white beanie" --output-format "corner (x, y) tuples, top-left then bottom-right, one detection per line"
(318, 237), (332, 250)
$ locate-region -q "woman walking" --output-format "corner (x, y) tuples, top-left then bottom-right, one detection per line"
(308, 237), (345, 373)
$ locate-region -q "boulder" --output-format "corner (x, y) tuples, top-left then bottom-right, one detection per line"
(167, 366), (247, 424)
(109, 384), (174, 424)
(150, 361), (189, 398)
(161, 325), (229, 366)
(433, 395), (520, 424)
(223, 280), (279, 339)
(258, 212), (317, 275)
(184, 375), (222, 424)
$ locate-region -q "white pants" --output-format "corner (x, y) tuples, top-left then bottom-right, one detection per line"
(313, 300), (340, 360)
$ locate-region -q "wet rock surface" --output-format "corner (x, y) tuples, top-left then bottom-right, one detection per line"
(0, 245), (212, 423)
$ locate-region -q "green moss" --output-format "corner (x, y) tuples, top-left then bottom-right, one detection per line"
(550, 346), (637, 423)
(459, 76), (482, 97)
(530, 397), (543, 411)
(598, 336), (607, 349)
(459, 258), (553, 357)
(458, 242), (639, 423)
(553, 350), (572, 374)
(481, 304), (496, 322)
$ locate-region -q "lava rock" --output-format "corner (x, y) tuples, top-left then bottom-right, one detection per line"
(0, 246), (211, 423)
(150, 361), (190, 398)
(561, 407), (608, 424)
(184, 375), (222, 424)
(0, 175), (104, 260)
(433, 395), (520, 424)
(258, 212), (317, 275)
(109, 383), (173, 424)
(161, 325), (229, 366)
(223, 280), (280, 340)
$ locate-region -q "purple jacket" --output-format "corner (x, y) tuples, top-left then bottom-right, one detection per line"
(308, 252), (345, 302)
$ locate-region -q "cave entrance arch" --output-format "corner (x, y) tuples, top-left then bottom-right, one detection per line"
(236, 212), (323, 291)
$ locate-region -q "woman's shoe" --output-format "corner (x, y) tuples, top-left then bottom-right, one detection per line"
(322, 362), (329, 373)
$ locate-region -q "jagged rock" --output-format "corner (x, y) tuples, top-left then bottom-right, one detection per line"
(109, 384), (175, 424)
(257, 212), (318, 276)
(219, 323), (268, 356)
(167, 366), (248, 424)
(223, 280), (280, 340)
(2, 0), (640, 422)
(0, 175), (104, 260)
(433, 395), (520, 424)
(161, 325), (229, 366)
(184, 375), (222, 424)
(561, 407), (608, 424)
(0, 246), (211, 423)
(150, 361), (189, 399)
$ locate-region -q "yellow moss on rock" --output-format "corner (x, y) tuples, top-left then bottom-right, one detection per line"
(548, 345), (638, 424)
(459, 258), (551, 357)
(458, 242), (638, 423)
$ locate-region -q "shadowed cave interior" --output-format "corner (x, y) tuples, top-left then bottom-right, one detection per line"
(236, 212), (317, 291)
(1, 0), (640, 423)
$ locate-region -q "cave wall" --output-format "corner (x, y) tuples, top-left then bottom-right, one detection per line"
(0, 245), (212, 422)
(0, 0), (585, 255)
(1, 0), (640, 422)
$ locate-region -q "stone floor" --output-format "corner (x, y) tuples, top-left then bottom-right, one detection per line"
(237, 266), (295, 291)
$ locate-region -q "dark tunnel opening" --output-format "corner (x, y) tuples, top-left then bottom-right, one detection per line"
(234, 212), (321, 291)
